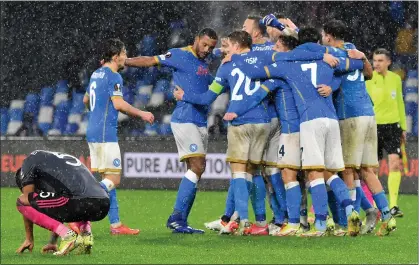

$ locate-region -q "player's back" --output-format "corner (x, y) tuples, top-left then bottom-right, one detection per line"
(159, 46), (214, 127)
(223, 51), (273, 125)
(333, 42), (374, 119)
(19, 150), (108, 199)
(86, 67), (122, 143)
(273, 79), (300, 133)
(275, 59), (338, 122)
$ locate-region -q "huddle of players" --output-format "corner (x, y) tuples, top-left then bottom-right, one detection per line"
(14, 13), (398, 257)
(172, 15), (397, 237)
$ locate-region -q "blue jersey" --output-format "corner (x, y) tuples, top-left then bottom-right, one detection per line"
(300, 42), (375, 119)
(86, 67), (123, 143)
(154, 46), (213, 127)
(181, 49), (325, 124)
(239, 53), (364, 123)
(252, 40), (274, 52)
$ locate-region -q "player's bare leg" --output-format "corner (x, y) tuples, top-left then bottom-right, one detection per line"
(361, 167), (396, 235)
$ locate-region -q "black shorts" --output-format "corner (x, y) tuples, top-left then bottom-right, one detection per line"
(28, 192), (110, 223)
(377, 123), (402, 160)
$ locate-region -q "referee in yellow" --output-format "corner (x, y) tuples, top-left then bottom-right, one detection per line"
(366, 48), (407, 218)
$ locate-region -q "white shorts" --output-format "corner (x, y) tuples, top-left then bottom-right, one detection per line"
(340, 116), (379, 169)
(226, 123), (270, 164)
(171, 122), (208, 162)
(88, 142), (122, 175)
(262, 118), (281, 166)
(277, 132), (301, 170)
(300, 118), (344, 172)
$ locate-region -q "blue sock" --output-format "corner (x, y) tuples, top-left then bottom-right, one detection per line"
(173, 173), (197, 220)
(224, 180), (235, 217)
(269, 191), (282, 223)
(285, 182), (301, 225)
(251, 175), (266, 222)
(269, 173), (287, 223)
(338, 204), (348, 227)
(354, 186), (363, 212)
(328, 176), (354, 218)
(327, 190), (339, 224)
(183, 187), (197, 221)
(373, 191), (391, 221)
(310, 179), (328, 232)
(99, 182), (120, 225)
(360, 188), (373, 211)
(233, 175), (249, 220)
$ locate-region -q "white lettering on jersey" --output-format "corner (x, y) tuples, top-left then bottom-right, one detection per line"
(91, 72), (105, 79)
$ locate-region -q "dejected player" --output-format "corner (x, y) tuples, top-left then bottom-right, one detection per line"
(82, 38), (154, 235)
(15, 150), (110, 256)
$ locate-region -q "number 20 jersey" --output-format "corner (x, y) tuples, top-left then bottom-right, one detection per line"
(86, 66), (123, 143)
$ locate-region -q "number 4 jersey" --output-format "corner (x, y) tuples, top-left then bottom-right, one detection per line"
(16, 150), (108, 199)
(86, 66), (123, 143)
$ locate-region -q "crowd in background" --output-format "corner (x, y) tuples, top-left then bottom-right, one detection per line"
(1, 1), (417, 137)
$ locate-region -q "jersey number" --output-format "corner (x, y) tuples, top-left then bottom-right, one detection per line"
(49, 151), (82, 167)
(346, 70), (365, 81)
(231, 68), (260, 101)
(278, 145), (285, 157)
(301, 63), (318, 87)
(89, 81), (97, 111)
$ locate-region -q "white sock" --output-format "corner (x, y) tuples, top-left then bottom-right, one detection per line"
(101, 178), (115, 192)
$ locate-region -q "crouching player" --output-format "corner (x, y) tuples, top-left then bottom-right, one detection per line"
(15, 150), (110, 256)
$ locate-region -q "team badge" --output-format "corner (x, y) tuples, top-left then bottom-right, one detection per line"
(165, 52), (172, 58)
(113, 158), (121, 167)
(189, 144), (198, 152)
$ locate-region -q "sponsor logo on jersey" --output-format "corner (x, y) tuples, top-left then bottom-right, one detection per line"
(189, 144), (198, 152)
(113, 158), (121, 167)
(196, 65), (209, 76)
(245, 57), (258, 64)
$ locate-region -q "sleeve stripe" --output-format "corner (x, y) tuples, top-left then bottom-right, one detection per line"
(154, 56), (160, 65)
(325, 47), (329, 54)
(84, 92), (89, 97)
(111, 96), (123, 100)
(345, 58), (350, 71)
(264, 66), (271, 78)
(261, 84), (270, 93)
(272, 52), (277, 62)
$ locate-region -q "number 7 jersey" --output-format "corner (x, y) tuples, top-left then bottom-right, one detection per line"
(86, 66), (123, 143)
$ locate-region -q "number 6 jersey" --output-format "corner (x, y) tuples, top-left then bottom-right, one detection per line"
(16, 150), (108, 199)
(86, 66), (123, 143)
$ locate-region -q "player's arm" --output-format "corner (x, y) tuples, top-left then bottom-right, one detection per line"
(16, 184), (35, 254)
(175, 81), (225, 105)
(241, 61), (285, 80)
(83, 92), (89, 111)
(225, 79), (280, 119)
(272, 50), (324, 63)
(347, 49), (373, 80)
(109, 78), (154, 124)
(124, 56), (159, 68)
(112, 97), (154, 124)
(334, 57), (364, 73)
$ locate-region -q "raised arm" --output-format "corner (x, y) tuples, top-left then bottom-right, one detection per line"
(124, 56), (159, 68)
(334, 57), (364, 73)
(347, 49), (373, 80)
(176, 81), (225, 106)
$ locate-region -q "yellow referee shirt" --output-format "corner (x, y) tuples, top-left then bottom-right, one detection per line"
(366, 70), (407, 130)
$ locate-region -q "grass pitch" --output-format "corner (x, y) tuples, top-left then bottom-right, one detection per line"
(1, 188), (418, 264)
